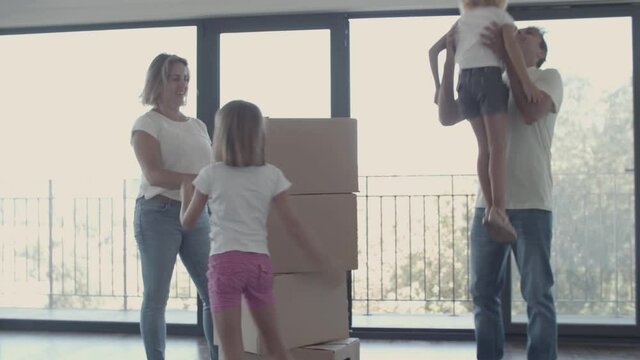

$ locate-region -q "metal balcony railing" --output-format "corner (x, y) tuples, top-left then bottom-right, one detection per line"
(352, 173), (636, 321)
(0, 173), (636, 323)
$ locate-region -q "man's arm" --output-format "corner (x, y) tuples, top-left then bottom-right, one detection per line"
(437, 26), (465, 126)
(482, 23), (555, 124)
(505, 58), (555, 124)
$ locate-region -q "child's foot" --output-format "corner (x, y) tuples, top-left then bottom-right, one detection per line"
(485, 208), (516, 243)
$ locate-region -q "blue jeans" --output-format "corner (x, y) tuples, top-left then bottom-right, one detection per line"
(134, 197), (218, 360)
(470, 208), (557, 360)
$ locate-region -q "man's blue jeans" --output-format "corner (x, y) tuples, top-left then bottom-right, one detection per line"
(470, 208), (557, 360)
(134, 197), (218, 360)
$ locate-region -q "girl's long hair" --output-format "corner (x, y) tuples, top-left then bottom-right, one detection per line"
(213, 100), (265, 167)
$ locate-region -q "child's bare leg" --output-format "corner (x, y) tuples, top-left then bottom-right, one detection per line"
(483, 112), (508, 210)
(483, 112), (516, 242)
(248, 305), (293, 360)
(213, 308), (244, 360)
(469, 116), (493, 219)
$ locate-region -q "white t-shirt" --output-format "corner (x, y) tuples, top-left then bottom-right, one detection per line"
(193, 163), (291, 256)
(131, 110), (212, 201)
(476, 67), (564, 211)
(455, 7), (514, 69)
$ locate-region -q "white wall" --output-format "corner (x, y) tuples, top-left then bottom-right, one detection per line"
(1, 0), (637, 30)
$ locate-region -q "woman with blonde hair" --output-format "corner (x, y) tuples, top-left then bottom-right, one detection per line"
(131, 53), (217, 359)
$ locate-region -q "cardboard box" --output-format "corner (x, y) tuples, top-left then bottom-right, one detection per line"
(265, 118), (358, 195)
(222, 338), (360, 360)
(214, 273), (349, 354)
(267, 194), (357, 273)
(291, 338), (360, 360)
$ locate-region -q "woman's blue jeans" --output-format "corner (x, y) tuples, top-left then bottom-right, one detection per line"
(470, 208), (557, 360)
(134, 197), (218, 360)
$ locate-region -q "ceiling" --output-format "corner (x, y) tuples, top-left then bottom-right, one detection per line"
(1, 0), (636, 30)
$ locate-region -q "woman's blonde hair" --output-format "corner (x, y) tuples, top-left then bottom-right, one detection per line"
(460, 0), (507, 11)
(140, 53), (188, 106)
(213, 100), (266, 167)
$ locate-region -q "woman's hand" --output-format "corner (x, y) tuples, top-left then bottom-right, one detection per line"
(180, 175), (196, 203)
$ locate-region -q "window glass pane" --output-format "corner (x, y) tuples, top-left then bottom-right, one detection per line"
(220, 30), (330, 118)
(511, 17), (635, 326)
(0, 26), (199, 324)
(350, 16), (475, 329)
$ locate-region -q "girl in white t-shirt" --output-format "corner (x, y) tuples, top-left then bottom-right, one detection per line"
(429, 0), (541, 243)
(180, 100), (334, 360)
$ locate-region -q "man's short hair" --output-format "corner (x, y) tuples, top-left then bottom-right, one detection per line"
(536, 28), (548, 68)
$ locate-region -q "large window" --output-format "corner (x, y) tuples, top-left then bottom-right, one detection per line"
(220, 29), (330, 118)
(512, 17), (635, 326)
(350, 16), (476, 329)
(350, 14), (636, 331)
(0, 26), (199, 324)
(1, 4), (638, 340)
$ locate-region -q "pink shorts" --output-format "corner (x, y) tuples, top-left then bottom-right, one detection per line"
(207, 250), (274, 312)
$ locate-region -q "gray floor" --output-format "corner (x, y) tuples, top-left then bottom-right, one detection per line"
(1, 331), (640, 360)
(2, 307), (634, 328)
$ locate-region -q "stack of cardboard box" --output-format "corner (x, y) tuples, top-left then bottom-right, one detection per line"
(217, 118), (360, 360)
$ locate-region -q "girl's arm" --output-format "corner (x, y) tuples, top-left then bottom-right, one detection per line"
(272, 191), (324, 264)
(272, 191), (341, 283)
(501, 23), (542, 103)
(180, 179), (208, 229)
(438, 25), (465, 126)
(428, 32), (448, 104)
(132, 131), (195, 189)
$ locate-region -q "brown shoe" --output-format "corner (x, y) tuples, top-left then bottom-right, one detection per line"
(485, 208), (516, 243)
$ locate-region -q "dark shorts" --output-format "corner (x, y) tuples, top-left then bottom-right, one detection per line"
(457, 66), (509, 120)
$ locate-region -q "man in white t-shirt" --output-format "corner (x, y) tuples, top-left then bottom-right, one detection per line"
(436, 24), (563, 360)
